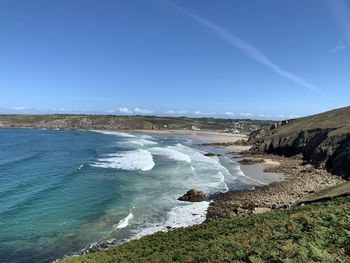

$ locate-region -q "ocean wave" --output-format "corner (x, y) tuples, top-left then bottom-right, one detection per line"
(149, 147), (191, 163)
(0, 152), (42, 168)
(91, 130), (136, 138)
(90, 149), (155, 171)
(169, 144), (229, 192)
(113, 211), (134, 229)
(139, 134), (156, 140)
(134, 201), (210, 239)
(129, 139), (158, 146)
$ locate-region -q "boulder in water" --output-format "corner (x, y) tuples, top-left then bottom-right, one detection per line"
(178, 189), (207, 202)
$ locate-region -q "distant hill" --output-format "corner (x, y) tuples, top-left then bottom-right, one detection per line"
(249, 106), (350, 179)
(0, 114), (272, 133)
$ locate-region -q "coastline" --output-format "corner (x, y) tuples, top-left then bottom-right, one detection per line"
(54, 129), (283, 262)
(206, 153), (345, 220)
(140, 129), (345, 220)
(52, 128), (347, 262)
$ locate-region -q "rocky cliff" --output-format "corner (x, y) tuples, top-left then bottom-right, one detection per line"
(249, 106), (350, 179)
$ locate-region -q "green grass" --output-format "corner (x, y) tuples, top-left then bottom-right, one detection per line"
(60, 197), (350, 263)
(272, 106), (350, 137)
(300, 181), (350, 203)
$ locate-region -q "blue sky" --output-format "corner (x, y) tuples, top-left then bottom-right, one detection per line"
(0, 0), (349, 119)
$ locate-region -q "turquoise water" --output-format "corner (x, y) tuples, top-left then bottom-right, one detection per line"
(0, 128), (253, 263)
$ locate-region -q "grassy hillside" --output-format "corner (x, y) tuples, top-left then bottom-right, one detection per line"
(300, 181), (350, 203)
(60, 197), (350, 263)
(249, 106), (350, 179)
(272, 106), (350, 137)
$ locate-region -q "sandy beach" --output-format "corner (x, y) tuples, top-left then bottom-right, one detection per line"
(133, 129), (252, 152)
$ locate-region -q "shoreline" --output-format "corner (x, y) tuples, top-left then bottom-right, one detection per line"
(151, 129), (345, 221)
(139, 129), (345, 221)
(206, 153), (345, 220)
(19, 128), (344, 262)
(55, 129), (282, 262)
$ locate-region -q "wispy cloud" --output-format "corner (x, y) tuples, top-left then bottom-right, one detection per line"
(165, 110), (188, 115)
(118, 107), (154, 115)
(239, 112), (254, 117)
(332, 40), (346, 52)
(328, 0), (350, 45)
(14, 106), (25, 111)
(258, 113), (272, 118)
(162, 0), (319, 93)
(134, 108), (154, 114)
(118, 107), (133, 114)
(193, 110), (213, 116)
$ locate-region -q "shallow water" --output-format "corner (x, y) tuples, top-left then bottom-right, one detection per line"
(0, 128), (256, 263)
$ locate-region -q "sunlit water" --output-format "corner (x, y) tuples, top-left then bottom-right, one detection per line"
(0, 128), (255, 263)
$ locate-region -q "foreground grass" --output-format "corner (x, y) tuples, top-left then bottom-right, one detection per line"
(61, 197), (350, 263)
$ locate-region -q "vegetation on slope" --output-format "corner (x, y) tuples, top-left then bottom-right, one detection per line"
(300, 181), (350, 204)
(271, 106), (350, 137)
(60, 197), (350, 263)
(0, 114), (272, 133)
(249, 106), (350, 179)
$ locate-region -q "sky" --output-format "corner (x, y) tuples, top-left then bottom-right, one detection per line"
(0, 0), (349, 119)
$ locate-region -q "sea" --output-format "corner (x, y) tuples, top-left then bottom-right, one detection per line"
(0, 128), (260, 263)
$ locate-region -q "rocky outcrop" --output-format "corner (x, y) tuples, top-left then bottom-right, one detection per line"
(178, 189), (207, 202)
(248, 119), (294, 144)
(247, 106), (350, 179)
(204, 152), (221, 157)
(207, 155), (344, 220)
(250, 128), (350, 179)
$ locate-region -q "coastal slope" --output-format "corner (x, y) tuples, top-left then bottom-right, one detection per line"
(59, 196), (350, 263)
(249, 106), (350, 179)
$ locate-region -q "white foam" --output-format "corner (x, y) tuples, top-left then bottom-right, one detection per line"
(134, 201), (210, 239)
(149, 147), (191, 163)
(140, 134), (156, 140)
(172, 144), (219, 164)
(91, 149), (155, 171)
(92, 130), (136, 138)
(165, 144), (229, 193)
(114, 212), (134, 229)
(129, 139), (158, 146)
(166, 201), (209, 228)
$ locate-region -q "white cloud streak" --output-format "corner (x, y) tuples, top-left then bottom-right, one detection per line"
(118, 107), (154, 115)
(134, 108), (154, 114)
(14, 106), (25, 111)
(162, 0), (319, 93)
(332, 40), (346, 52)
(328, 0), (350, 45)
(118, 107), (133, 114)
(165, 110), (188, 115)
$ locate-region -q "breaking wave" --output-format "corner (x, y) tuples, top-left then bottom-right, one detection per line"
(114, 211), (134, 229)
(149, 147), (191, 163)
(90, 149), (155, 171)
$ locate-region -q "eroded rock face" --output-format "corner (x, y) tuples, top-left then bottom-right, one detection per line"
(178, 189), (207, 202)
(249, 128), (350, 179)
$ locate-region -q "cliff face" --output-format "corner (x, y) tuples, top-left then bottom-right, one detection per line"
(249, 106), (350, 179)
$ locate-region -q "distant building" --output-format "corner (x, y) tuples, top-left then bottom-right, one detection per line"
(225, 122), (240, 134)
(190, 125), (201, 131)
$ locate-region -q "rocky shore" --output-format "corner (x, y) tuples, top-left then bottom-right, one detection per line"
(206, 153), (345, 221)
